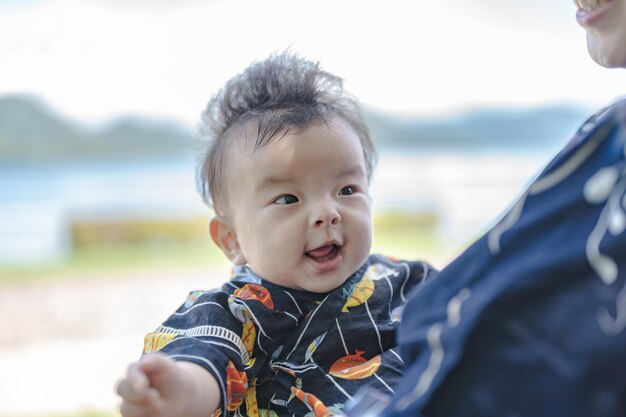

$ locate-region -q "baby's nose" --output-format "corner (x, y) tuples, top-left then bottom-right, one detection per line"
(311, 201), (341, 227)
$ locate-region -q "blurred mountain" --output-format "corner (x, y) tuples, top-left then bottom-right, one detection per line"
(0, 94), (591, 163)
(365, 105), (590, 153)
(0, 95), (197, 163)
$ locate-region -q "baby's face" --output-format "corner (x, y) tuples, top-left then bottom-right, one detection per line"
(222, 116), (372, 293)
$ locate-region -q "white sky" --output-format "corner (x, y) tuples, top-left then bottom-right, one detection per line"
(0, 0), (624, 127)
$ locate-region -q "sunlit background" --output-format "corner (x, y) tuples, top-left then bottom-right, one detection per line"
(1, 0), (624, 416)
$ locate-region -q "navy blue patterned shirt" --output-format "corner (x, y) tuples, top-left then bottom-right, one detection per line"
(380, 101), (626, 417)
(143, 254), (435, 416)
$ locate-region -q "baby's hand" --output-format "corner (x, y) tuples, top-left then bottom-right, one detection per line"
(116, 353), (189, 417)
(116, 352), (221, 417)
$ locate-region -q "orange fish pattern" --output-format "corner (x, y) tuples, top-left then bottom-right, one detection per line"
(291, 387), (331, 417)
(233, 283), (274, 309)
(143, 255), (435, 416)
(226, 361), (248, 411)
(329, 350), (382, 379)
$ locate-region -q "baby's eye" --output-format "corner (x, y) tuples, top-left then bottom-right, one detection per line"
(339, 185), (358, 196)
(273, 194), (299, 205)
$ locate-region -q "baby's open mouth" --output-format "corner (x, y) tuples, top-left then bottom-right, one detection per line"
(306, 244), (341, 263)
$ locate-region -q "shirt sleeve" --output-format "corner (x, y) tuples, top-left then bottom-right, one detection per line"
(141, 288), (250, 415)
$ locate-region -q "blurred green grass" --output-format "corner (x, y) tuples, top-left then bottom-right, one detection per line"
(372, 210), (445, 260)
(0, 241), (226, 282)
(0, 211), (448, 282)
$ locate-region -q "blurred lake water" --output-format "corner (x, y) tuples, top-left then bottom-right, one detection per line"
(0, 149), (554, 265)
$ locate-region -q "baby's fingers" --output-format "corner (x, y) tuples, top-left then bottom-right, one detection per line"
(116, 363), (150, 402)
(119, 387), (162, 417)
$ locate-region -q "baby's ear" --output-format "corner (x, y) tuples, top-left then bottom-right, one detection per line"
(209, 216), (247, 265)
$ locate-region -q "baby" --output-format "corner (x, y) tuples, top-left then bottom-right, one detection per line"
(116, 52), (435, 417)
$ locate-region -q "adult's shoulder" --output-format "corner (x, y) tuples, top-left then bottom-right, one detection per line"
(610, 97), (626, 124)
(576, 99), (626, 135)
(540, 98), (626, 170)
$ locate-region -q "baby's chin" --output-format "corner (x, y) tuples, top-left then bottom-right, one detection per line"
(253, 253), (369, 293)
(264, 272), (351, 294)
(288, 276), (350, 294)
(300, 279), (350, 294)
(300, 266), (367, 294)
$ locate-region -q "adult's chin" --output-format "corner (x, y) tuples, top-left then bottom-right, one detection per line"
(587, 34), (626, 68)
